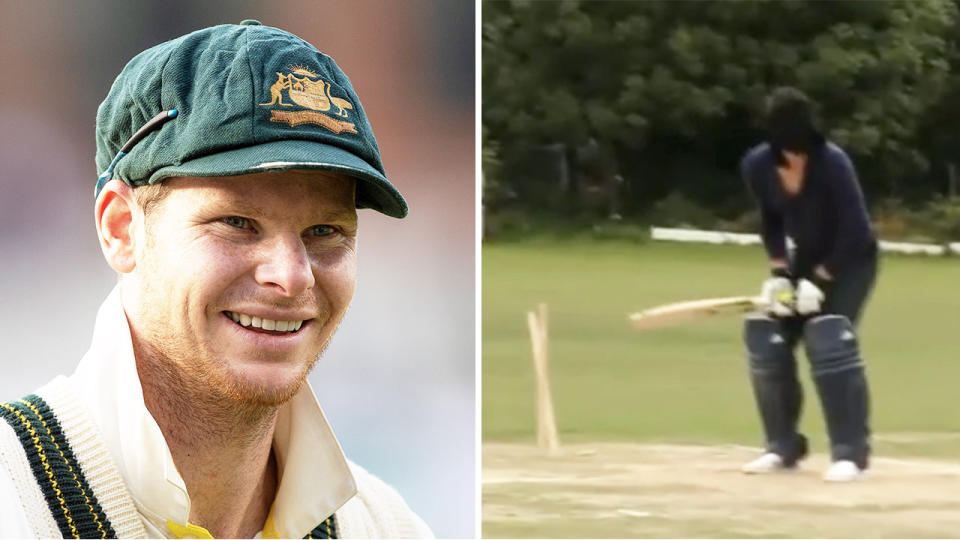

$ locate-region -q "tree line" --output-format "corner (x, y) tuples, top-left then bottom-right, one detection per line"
(482, 0), (960, 231)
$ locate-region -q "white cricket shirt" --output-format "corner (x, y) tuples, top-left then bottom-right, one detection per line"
(0, 286), (370, 538)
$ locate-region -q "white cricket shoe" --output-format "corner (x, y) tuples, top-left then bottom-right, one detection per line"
(741, 452), (787, 474)
(823, 460), (863, 482)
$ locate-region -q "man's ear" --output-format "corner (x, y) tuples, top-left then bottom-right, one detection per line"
(95, 180), (139, 274)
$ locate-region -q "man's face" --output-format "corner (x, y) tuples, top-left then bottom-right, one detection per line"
(124, 171), (357, 406)
(780, 150), (806, 168)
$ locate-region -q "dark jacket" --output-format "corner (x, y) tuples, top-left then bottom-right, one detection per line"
(741, 141), (877, 278)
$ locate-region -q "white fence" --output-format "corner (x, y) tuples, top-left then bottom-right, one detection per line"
(650, 227), (960, 256)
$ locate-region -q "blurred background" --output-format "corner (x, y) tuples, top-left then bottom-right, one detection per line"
(0, 0), (474, 537)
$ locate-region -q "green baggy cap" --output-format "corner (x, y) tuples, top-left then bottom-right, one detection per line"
(95, 20), (407, 218)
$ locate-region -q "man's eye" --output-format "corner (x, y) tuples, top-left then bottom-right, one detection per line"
(222, 216), (250, 229)
(309, 225), (335, 237)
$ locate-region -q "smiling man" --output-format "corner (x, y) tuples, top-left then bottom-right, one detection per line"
(0, 21), (431, 539)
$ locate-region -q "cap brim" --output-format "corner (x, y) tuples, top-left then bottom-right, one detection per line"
(148, 139), (407, 218)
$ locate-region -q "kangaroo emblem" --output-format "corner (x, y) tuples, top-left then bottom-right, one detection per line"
(259, 73), (293, 106)
(260, 64), (358, 134)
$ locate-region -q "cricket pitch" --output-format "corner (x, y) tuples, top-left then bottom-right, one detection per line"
(483, 442), (960, 538)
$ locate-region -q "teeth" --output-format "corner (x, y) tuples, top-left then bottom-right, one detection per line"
(227, 312), (303, 333)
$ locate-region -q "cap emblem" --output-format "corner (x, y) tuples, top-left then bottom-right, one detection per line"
(259, 64), (357, 134)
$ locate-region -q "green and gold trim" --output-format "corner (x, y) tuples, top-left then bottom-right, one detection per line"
(0, 395), (116, 539)
(305, 515), (338, 539)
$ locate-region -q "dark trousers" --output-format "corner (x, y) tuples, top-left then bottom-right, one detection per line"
(754, 254), (877, 466)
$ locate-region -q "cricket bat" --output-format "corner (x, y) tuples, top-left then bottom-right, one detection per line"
(628, 295), (767, 330)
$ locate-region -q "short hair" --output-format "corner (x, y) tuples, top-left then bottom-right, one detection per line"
(765, 86), (822, 154)
(132, 182), (170, 215)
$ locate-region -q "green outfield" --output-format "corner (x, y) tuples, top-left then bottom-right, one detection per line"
(483, 240), (960, 458)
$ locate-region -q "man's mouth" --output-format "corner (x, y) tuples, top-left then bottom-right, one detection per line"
(223, 311), (305, 334)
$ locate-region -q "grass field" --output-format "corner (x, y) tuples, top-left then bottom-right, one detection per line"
(482, 239), (960, 537)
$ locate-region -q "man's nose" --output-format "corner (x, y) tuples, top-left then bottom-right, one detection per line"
(254, 234), (316, 296)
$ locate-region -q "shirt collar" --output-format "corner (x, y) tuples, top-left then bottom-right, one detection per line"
(70, 285), (357, 538)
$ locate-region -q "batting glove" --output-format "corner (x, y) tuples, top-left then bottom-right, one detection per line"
(761, 275), (795, 317)
(795, 278), (825, 315)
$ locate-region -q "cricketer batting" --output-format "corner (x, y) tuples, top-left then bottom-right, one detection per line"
(740, 86), (879, 482)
